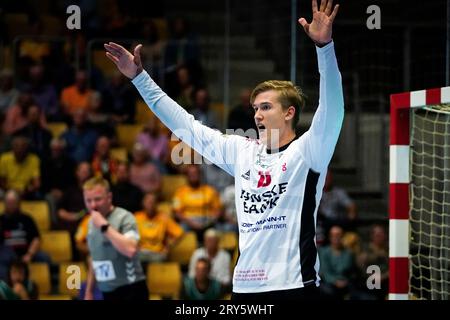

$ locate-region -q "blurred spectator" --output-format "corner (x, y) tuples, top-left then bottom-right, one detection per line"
(22, 65), (59, 120)
(18, 18), (51, 65)
(201, 163), (233, 195)
(57, 162), (92, 237)
(111, 162), (143, 214)
(172, 66), (195, 110)
(181, 258), (223, 300)
(0, 190), (51, 264)
(188, 228), (231, 287)
(61, 109), (98, 163)
(7, 260), (38, 300)
(74, 213), (90, 260)
(318, 170), (357, 238)
(217, 184), (238, 233)
(41, 138), (75, 226)
(3, 92), (46, 135)
(164, 17), (202, 84)
(0, 136), (41, 199)
(86, 91), (117, 141)
(319, 226), (356, 300)
(227, 88), (258, 136)
(60, 70), (94, 116)
(13, 105), (52, 159)
(357, 224), (389, 300)
(0, 69), (19, 115)
(135, 192), (184, 263)
(135, 118), (169, 171)
(102, 71), (136, 124)
(173, 165), (222, 238)
(140, 20), (164, 84)
(191, 88), (220, 129)
(91, 136), (119, 183)
(129, 142), (162, 194)
(0, 279), (20, 300)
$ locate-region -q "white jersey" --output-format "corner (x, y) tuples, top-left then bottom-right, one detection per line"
(132, 41), (344, 293)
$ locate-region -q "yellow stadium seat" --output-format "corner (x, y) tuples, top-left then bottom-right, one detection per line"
(152, 18), (169, 40)
(149, 293), (162, 300)
(0, 201), (50, 233)
(110, 148), (128, 162)
(135, 99), (155, 124)
(219, 232), (238, 252)
(41, 231), (72, 263)
(58, 262), (87, 297)
(39, 294), (72, 300)
(168, 232), (197, 266)
(211, 102), (225, 126)
(21, 201), (51, 233)
(161, 175), (187, 202)
(29, 263), (51, 295)
(147, 262), (182, 299)
(47, 122), (68, 138)
(156, 201), (172, 217)
(117, 124), (144, 152)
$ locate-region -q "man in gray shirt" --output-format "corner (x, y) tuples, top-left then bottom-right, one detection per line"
(83, 177), (148, 300)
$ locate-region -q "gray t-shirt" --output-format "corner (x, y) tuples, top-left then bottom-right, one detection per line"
(87, 207), (146, 292)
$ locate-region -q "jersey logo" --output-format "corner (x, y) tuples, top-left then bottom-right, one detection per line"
(257, 171), (272, 188)
(241, 170), (251, 180)
(282, 163), (287, 172)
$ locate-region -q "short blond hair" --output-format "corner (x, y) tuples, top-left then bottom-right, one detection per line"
(250, 80), (306, 130)
(82, 176), (111, 192)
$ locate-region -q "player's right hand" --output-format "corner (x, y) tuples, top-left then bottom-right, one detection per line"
(104, 42), (144, 79)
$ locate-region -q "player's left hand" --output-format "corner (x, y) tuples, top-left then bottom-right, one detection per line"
(91, 210), (108, 228)
(298, 0), (339, 46)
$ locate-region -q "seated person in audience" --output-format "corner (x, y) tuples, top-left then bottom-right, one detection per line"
(181, 258), (223, 300)
(191, 88), (220, 130)
(40, 138), (76, 227)
(135, 117), (169, 172)
(111, 162), (143, 214)
(7, 260), (38, 300)
(357, 224), (389, 300)
(3, 91), (46, 136)
(319, 225), (356, 300)
(74, 213), (90, 261)
(86, 91), (118, 142)
(13, 105), (52, 159)
(188, 228), (231, 288)
(0, 190), (51, 265)
(102, 71), (136, 124)
(57, 162), (92, 238)
(61, 109), (98, 163)
(18, 18), (51, 65)
(227, 88), (257, 135)
(0, 279), (20, 300)
(91, 136), (119, 183)
(135, 192), (184, 264)
(0, 136), (41, 199)
(318, 169), (357, 237)
(0, 69), (19, 115)
(129, 142), (162, 194)
(173, 165), (222, 238)
(60, 70), (94, 117)
(22, 64), (59, 120)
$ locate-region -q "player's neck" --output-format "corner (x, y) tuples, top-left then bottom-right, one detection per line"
(266, 130), (297, 153)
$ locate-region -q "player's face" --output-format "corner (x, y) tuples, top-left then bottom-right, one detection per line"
(253, 90), (291, 147)
(84, 185), (112, 215)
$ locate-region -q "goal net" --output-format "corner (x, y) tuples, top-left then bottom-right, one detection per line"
(409, 104), (450, 300)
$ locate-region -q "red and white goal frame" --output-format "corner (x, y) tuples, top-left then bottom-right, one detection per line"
(389, 86), (450, 300)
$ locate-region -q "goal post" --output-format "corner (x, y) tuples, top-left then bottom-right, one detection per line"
(389, 87), (450, 300)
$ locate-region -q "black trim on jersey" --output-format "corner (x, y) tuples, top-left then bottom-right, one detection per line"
(299, 169), (320, 284)
(266, 134), (300, 154)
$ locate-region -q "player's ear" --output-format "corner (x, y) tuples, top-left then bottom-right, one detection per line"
(285, 106), (296, 121)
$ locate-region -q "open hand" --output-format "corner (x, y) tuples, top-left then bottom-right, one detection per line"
(298, 0), (339, 46)
(104, 42), (144, 79)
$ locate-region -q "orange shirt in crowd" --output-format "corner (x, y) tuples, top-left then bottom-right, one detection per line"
(172, 185), (222, 219)
(60, 85), (93, 114)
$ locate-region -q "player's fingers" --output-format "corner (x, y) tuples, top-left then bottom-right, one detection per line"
(312, 0), (318, 13)
(105, 52), (119, 65)
(319, 0), (326, 12)
(330, 4), (339, 21)
(298, 18), (310, 33)
(134, 44), (143, 63)
(108, 42), (129, 54)
(325, 0), (333, 15)
(104, 44), (122, 57)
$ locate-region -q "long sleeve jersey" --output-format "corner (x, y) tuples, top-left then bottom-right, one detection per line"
(132, 41), (344, 293)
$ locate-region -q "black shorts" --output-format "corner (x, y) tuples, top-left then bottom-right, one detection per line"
(231, 284), (320, 301)
(102, 280), (149, 301)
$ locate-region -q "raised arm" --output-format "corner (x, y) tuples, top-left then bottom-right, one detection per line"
(298, 0), (344, 172)
(104, 43), (242, 176)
